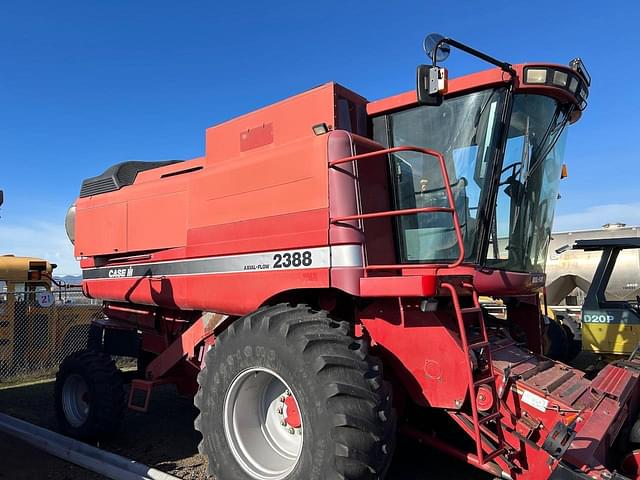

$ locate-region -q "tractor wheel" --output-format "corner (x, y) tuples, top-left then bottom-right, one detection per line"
(54, 350), (125, 440)
(194, 304), (396, 480)
(563, 325), (582, 361)
(543, 318), (569, 361)
(557, 314), (582, 361)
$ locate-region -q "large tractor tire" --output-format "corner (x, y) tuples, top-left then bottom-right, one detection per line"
(563, 325), (582, 361)
(557, 314), (582, 361)
(54, 350), (125, 441)
(195, 304), (396, 480)
(543, 316), (570, 361)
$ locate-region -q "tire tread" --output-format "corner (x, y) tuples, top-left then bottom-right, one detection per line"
(194, 303), (395, 479)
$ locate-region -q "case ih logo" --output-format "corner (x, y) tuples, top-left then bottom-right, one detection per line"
(108, 266), (134, 278)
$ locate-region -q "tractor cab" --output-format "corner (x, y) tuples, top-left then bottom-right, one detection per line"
(574, 237), (640, 355)
(367, 35), (590, 288)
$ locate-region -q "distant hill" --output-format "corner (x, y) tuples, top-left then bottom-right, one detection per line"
(54, 275), (82, 286)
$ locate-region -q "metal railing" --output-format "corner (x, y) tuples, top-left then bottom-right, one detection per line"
(329, 145), (465, 273)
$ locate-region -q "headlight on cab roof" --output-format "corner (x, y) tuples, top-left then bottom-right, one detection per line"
(524, 68), (548, 84)
(523, 60), (590, 110)
(552, 70), (568, 87)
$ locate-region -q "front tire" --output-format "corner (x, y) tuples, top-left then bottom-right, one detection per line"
(54, 350), (125, 440)
(543, 317), (569, 361)
(194, 304), (396, 480)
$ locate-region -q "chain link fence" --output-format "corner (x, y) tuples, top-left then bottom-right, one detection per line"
(0, 286), (103, 384)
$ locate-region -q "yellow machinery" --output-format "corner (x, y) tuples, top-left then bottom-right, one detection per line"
(0, 255), (101, 377)
(572, 238), (640, 356)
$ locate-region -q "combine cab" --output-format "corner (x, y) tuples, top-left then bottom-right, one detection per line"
(57, 34), (640, 479)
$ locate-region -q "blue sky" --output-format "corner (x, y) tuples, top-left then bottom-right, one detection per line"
(1, 1), (638, 274)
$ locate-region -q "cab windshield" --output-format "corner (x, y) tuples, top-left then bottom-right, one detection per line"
(373, 89), (571, 271)
(373, 88), (507, 263)
(486, 94), (570, 272)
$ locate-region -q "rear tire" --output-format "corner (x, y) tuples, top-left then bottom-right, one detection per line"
(194, 304), (396, 480)
(54, 350), (125, 440)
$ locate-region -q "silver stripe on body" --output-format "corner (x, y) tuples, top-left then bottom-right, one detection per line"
(83, 245), (362, 280)
(330, 245), (363, 267)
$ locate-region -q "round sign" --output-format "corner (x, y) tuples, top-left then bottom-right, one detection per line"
(37, 291), (55, 308)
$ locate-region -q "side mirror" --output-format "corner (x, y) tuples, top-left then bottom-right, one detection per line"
(416, 65), (447, 106)
(423, 33), (451, 62)
(417, 33), (450, 106)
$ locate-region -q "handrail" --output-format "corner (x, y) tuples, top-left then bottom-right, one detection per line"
(329, 145), (465, 269)
(332, 206), (454, 223)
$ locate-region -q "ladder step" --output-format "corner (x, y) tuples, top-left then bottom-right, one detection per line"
(468, 340), (489, 350)
(482, 447), (507, 464)
(479, 411), (501, 425)
(444, 281), (507, 467)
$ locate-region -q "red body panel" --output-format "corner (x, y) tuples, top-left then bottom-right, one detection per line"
(361, 300), (469, 409)
(84, 268), (330, 315)
(76, 83), (364, 310)
(75, 67), (579, 312)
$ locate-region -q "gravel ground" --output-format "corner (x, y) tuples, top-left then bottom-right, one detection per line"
(0, 379), (489, 480)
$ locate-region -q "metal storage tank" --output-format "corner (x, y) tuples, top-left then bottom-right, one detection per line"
(546, 224), (640, 305)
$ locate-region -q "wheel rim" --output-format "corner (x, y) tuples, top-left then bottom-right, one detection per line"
(62, 373), (90, 428)
(223, 367), (303, 480)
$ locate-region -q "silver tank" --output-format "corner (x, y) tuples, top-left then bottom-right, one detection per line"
(546, 224), (640, 304)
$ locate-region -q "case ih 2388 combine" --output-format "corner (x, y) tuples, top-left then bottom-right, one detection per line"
(56, 35), (640, 480)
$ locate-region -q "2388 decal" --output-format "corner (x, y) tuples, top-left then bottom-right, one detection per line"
(273, 251), (313, 268)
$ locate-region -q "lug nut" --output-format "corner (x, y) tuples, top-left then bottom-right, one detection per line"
(288, 427), (295, 434)
(280, 396), (286, 402)
(277, 406), (283, 414)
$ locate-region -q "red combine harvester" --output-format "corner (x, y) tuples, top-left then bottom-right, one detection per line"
(57, 34), (640, 479)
